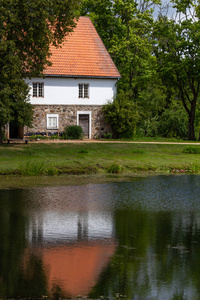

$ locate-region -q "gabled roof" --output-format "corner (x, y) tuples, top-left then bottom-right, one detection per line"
(44, 17), (121, 79)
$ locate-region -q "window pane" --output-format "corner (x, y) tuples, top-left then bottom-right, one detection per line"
(33, 82), (44, 97)
(84, 84), (89, 98)
(33, 83), (37, 97)
(48, 117), (57, 127)
(38, 83), (43, 97)
(79, 84), (83, 98)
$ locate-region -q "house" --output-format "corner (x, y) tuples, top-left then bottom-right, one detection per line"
(7, 17), (121, 139)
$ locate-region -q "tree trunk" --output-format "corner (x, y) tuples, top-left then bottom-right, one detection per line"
(188, 103), (196, 140)
(0, 126), (4, 145)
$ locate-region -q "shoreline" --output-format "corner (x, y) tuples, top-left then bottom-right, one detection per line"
(0, 141), (199, 188)
(0, 172), (195, 190)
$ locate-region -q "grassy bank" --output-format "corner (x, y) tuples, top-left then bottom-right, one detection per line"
(1, 141), (200, 177)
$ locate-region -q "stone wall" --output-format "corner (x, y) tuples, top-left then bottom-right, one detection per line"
(24, 105), (111, 138)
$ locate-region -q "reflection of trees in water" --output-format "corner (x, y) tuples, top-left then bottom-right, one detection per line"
(19, 252), (48, 297)
(89, 210), (200, 299)
(0, 189), (48, 298)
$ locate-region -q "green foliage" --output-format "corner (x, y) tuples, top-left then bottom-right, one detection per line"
(46, 167), (59, 175)
(191, 160), (200, 173)
(140, 105), (188, 139)
(183, 147), (200, 154)
(18, 160), (45, 176)
(80, 0), (200, 140)
(50, 134), (60, 140)
(104, 132), (112, 139)
(78, 149), (89, 153)
(153, 6), (200, 140)
(157, 106), (188, 139)
(29, 135), (48, 140)
(107, 164), (121, 174)
(64, 125), (83, 139)
(132, 149), (144, 154)
(0, 0), (80, 78)
(103, 92), (139, 138)
(0, 0), (80, 143)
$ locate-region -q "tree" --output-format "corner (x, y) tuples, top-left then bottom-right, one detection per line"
(103, 91), (139, 138)
(81, 0), (159, 98)
(81, 0), (165, 138)
(154, 1), (200, 140)
(0, 0), (80, 143)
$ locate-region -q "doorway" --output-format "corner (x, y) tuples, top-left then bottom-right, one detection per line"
(79, 114), (89, 138)
(9, 124), (24, 139)
(77, 111), (91, 139)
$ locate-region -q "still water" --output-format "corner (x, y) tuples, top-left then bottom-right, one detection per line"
(1, 175), (200, 299)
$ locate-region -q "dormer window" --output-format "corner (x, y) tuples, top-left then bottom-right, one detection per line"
(79, 84), (89, 98)
(33, 82), (44, 97)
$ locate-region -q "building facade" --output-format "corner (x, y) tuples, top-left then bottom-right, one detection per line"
(7, 17), (120, 139)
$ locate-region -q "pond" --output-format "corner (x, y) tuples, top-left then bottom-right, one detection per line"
(1, 175), (200, 299)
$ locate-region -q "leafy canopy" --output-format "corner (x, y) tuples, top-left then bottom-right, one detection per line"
(0, 0), (80, 142)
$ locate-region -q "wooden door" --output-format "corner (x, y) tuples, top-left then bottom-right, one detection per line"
(79, 114), (89, 138)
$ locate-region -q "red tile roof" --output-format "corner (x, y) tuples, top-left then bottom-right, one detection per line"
(44, 17), (121, 78)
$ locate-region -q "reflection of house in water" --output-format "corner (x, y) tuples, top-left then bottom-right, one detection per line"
(24, 186), (116, 297)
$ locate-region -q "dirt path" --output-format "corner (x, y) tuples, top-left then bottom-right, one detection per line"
(22, 139), (200, 145)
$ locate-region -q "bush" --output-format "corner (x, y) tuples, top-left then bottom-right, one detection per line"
(157, 106), (188, 139)
(103, 92), (139, 139)
(107, 164), (121, 174)
(18, 160), (45, 175)
(64, 125), (83, 139)
(183, 146), (200, 154)
(78, 149), (89, 153)
(29, 135), (48, 140)
(104, 132), (112, 139)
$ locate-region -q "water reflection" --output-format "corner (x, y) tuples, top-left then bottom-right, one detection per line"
(24, 184), (116, 298)
(1, 176), (200, 298)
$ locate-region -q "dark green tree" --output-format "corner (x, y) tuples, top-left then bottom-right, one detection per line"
(0, 0), (80, 143)
(81, 0), (163, 138)
(154, 1), (200, 140)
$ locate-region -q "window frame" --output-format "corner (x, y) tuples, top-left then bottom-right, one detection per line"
(32, 82), (44, 98)
(46, 114), (59, 129)
(78, 83), (89, 99)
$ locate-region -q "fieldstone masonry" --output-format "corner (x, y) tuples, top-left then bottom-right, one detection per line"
(24, 105), (111, 138)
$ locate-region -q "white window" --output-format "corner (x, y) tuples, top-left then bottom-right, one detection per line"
(78, 84), (89, 98)
(46, 114), (59, 129)
(33, 82), (44, 97)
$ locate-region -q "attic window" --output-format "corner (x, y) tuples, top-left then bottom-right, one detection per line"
(33, 82), (44, 97)
(79, 84), (89, 98)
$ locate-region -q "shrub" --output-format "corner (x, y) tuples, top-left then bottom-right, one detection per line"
(18, 160), (45, 175)
(46, 167), (59, 175)
(183, 146), (200, 154)
(103, 92), (139, 139)
(104, 132), (112, 139)
(29, 135), (48, 140)
(64, 125), (83, 139)
(157, 106), (188, 139)
(107, 164), (121, 174)
(78, 149), (89, 153)
(132, 149), (144, 154)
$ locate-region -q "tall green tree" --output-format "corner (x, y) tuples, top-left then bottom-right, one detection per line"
(81, 0), (162, 138)
(81, 0), (158, 97)
(154, 1), (200, 140)
(0, 0), (80, 143)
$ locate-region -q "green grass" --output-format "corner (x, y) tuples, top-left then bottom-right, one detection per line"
(0, 141), (200, 177)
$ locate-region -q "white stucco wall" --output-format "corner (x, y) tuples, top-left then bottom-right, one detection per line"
(25, 77), (118, 105)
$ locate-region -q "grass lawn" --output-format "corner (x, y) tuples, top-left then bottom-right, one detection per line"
(0, 141), (200, 177)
